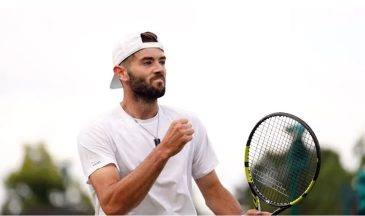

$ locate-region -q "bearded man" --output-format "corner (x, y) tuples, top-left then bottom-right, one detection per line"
(78, 31), (268, 215)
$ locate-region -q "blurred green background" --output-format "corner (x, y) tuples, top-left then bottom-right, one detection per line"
(234, 137), (365, 215)
(1, 143), (93, 214)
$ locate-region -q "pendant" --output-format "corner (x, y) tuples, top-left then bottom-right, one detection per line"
(154, 138), (161, 146)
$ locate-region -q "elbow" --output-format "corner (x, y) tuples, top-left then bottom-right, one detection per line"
(102, 203), (129, 215)
(100, 197), (131, 215)
(98, 188), (141, 214)
(101, 196), (138, 215)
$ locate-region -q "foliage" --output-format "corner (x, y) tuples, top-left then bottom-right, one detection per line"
(1, 143), (93, 215)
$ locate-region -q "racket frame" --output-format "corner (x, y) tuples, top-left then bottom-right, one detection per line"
(244, 112), (321, 215)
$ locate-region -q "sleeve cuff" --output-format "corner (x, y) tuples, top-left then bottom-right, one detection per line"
(193, 158), (219, 180)
(85, 159), (119, 184)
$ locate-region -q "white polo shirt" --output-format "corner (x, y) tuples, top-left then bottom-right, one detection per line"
(77, 105), (218, 215)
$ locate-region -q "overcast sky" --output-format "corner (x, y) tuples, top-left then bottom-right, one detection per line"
(1, 0), (365, 211)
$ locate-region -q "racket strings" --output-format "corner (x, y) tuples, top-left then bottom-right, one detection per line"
(258, 118), (312, 201)
(252, 167), (288, 197)
(254, 117), (297, 201)
(249, 116), (317, 205)
(269, 116), (316, 199)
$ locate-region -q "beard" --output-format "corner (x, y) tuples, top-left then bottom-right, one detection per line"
(127, 70), (166, 103)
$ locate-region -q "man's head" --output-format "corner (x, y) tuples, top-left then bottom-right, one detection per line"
(112, 32), (166, 103)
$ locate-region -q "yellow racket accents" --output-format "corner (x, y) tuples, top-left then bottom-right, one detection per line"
(253, 195), (261, 209)
(303, 180), (315, 195)
(289, 180), (316, 205)
(244, 147), (250, 162)
(244, 147), (253, 183)
(245, 167), (253, 183)
(289, 196), (303, 206)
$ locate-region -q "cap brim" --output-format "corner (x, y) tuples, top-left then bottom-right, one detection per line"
(110, 74), (122, 89)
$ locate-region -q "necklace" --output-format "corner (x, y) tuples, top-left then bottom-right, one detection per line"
(133, 112), (161, 146)
(121, 103), (161, 146)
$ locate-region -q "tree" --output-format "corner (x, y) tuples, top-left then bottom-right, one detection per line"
(353, 135), (365, 170)
(1, 143), (94, 215)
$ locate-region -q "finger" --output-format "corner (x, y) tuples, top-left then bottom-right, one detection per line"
(176, 122), (192, 132)
(169, 120), (179, 128)
(184, 128), (194, 135)
(250, 210), (271, 216)
(245, 209), (262, 215)
(178, 118), (189, 124)
(182, 135), (193, 143)
(181, 123), (192, 129)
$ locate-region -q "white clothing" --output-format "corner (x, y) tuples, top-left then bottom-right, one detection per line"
(77, 105), (218, 215)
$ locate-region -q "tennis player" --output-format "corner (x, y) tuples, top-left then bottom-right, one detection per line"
(78, 31), (268, 215)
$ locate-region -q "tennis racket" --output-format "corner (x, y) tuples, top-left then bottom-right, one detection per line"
(244, 112), (321, 215)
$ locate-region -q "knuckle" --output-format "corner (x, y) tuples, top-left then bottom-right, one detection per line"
(178, 125), (185, 131)
(173, 123), (180, 130)
(184, 135), (193, 142)
(185, 129), (193, 135)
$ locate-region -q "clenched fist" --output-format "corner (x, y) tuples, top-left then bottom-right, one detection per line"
(158, 119), (194, 157)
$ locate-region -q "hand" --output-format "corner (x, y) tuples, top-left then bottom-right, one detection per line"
(159, 119), (194, 157)
(244, 209), (271, 215)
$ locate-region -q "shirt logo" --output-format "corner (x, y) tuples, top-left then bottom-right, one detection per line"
(91, 160), (101, 166)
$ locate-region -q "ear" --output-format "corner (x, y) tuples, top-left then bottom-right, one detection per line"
(113, 65), (129, 82)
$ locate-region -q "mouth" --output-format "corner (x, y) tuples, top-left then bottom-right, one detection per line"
(151, 76), (165, 83)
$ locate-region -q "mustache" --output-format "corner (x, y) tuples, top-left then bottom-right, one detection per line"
(150, 74), (165, 82)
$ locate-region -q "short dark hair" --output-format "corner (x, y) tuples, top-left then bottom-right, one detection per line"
(120, 32), (159, 67)
(140, 32), (158, 43)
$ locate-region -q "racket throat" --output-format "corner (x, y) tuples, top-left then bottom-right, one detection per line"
(253, 196), (261, 211)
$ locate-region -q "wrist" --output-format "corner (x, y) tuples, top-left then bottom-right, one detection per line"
(154, 144), (171, 161)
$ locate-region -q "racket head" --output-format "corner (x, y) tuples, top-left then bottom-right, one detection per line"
(244, 112), (321, 209)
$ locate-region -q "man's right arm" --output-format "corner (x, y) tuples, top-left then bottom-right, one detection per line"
(89, 147), (169, 215)
(89, 119), (193, 215)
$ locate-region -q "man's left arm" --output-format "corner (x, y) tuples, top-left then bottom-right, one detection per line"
(195, 170), (243, 215)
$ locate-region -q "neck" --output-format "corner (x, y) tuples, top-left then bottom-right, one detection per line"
(121, 97), (158, 120)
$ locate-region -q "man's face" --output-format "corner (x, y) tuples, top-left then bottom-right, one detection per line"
(124, 48), (166, 103)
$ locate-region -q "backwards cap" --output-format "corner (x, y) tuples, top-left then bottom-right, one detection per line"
(110, 32), (164, 89)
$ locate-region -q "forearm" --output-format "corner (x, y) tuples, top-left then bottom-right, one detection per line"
(206, 187), (243, 215)
(93, 119), (193, 214)
(102, 147), (169, 214)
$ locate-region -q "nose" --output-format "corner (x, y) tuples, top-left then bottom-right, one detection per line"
(153, 61), (166, 76)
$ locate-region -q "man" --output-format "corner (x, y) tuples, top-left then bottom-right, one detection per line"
(78, 31), (267, 215)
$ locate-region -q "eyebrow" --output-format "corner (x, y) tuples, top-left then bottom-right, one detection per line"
(140, 56), (166, 61)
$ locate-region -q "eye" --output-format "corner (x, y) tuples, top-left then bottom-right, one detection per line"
(143, 60), (152, 66)
(159, 59), (166, 66)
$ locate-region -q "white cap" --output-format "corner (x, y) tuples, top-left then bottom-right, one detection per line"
(110, 32), (164, 89)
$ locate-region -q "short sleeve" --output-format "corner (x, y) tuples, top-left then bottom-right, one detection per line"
(191, 116), (219, 179)
(77, 123), (118, 183)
